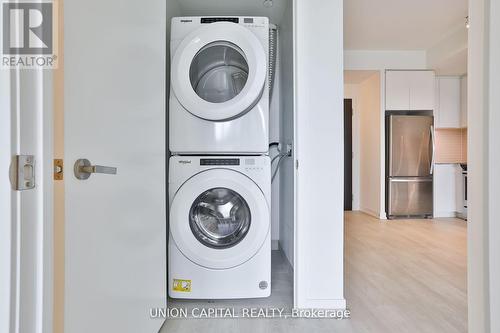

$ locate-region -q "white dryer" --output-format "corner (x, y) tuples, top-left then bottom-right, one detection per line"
(169, 17), (269, 154)
(168, 156), (271, 299)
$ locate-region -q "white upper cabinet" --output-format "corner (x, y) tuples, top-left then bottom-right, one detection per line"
(435, 76), (461, 128)
(410, 71), (435, 110)
(460, 75), (468, 128)
(385, 70), (435, 111)
(386, 71), (410, 110)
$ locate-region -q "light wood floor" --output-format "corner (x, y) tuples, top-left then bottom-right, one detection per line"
(344, 212), (467, 333)
(161, 212), (467, 333)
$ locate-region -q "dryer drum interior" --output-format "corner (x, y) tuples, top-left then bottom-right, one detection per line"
(189, 41), (250, 104)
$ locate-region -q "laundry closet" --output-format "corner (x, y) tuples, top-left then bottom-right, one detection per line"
(166, 0), (296, 310)
(60, 0), (343, 331)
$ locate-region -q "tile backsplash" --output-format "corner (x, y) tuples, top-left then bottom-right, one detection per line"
(434, 128), (467, 164)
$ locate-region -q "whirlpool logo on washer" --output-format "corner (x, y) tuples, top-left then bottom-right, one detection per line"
(178, 160), (192, 164)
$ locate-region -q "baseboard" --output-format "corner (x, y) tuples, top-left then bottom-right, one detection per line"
(433, 211), (457, 218)
(271, 239), (279, 250)
(295, 298), (347, 310)
(360, 208), (381, 219)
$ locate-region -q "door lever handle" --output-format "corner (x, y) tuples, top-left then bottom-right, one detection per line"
(74, 158), (117, 180)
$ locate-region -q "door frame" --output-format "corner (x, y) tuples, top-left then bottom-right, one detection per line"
(468, 0), (500, 331)
(0, 62), (13, 333)
(3, 67), (54, 333)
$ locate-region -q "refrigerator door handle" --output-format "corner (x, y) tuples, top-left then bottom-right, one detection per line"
(390, 177), (433, 183)
(430, 125), (435, 174)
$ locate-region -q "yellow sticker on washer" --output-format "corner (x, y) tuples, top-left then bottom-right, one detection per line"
(173, 279), (191, 292)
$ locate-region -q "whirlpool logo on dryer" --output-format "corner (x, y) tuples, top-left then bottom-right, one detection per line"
(178, 160), (192, 164)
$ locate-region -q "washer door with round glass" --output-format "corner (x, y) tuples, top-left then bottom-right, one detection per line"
(170, 169), (269, 269)
(171, 22), (267, 121)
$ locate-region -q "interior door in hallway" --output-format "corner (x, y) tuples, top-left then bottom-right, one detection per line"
(344, 99), (353, 211)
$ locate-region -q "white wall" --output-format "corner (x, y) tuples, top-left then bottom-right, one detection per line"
(278, 0), (294, 266)
(294, 0), (345, 309)
(344, 84), (360, 210)
(344, 74), (383, 218)
(344, 50), (427, 71)
(488, 1), (500, 330)
(357, 73), (383, 218)
(426, 25), (468, 76)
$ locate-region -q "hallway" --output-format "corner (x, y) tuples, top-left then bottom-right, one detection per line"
(161, 212), (467, 333)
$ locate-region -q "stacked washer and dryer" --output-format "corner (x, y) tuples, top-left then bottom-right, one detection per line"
(168, 17), (271, 299)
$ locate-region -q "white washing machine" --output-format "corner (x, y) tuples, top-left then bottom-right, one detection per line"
(169, 17), (269, 154)
(168, 155), (271, 299)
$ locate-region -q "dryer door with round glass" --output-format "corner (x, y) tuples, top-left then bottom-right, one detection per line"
(171, 22), (267, 121)
(170, 169), (269, 269)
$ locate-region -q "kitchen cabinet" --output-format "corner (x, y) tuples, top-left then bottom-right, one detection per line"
(455, 165), (466, 217)
(435, 76), (461, 128)
(460, 75), (467, 127)
(386, 70), (435, 111)
(433, 164), (458, 217)
(386, 71), (410, 110)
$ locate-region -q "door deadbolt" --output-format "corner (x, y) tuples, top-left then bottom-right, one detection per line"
(74, 159), (117, 180)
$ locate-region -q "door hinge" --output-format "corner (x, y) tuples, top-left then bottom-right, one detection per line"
(54, 159), (64, 180)
(295, 160), (299, 170)
(9, 155), (35, 191)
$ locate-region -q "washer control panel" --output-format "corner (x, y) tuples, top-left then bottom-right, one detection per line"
(201, 17), (239, 24)
(197, 157), (266, 171)
(200, 158), (240, 166)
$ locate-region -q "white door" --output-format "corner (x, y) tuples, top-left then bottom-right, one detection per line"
(64, 0), (166, 332)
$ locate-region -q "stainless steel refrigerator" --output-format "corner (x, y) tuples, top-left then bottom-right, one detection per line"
(387, 114), (434, 218)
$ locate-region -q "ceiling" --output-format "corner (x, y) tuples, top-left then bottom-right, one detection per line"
(176, 0), (289, 25)
(344, 0), (468, 50)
